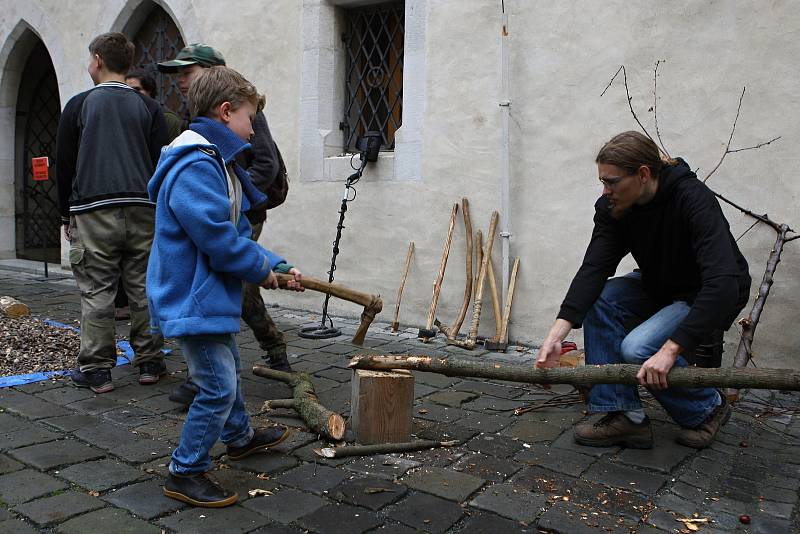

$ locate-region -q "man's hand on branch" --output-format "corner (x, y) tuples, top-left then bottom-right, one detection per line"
(284, 267), (304, 292)
(536, 318), (573, 369)
(636, 340), (682, 390)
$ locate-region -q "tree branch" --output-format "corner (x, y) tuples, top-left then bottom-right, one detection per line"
(704, 87), (746, 183)
(652, 59), (671, 158)
(600, 65), (658, 147)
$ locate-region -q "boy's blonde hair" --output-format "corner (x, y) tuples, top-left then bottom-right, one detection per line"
(188, 66), (265, 118)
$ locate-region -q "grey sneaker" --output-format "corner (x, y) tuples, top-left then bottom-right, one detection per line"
(676, 393), (731, 449)
(574, 412), (653, 449)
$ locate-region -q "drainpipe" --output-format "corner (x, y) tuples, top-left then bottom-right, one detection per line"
(499, 1), (512, 302)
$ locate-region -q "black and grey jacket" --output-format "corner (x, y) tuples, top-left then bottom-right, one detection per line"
(56, 81), (167, 221)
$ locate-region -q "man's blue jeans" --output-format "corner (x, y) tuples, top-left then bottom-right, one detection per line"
(170, 334), (254, 475)
(584, 272), (719, 428)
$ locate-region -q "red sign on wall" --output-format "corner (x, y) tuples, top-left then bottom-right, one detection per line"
(32, 157), (49, 181)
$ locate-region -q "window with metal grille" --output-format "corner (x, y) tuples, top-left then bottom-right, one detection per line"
(342, 2), (404, 152)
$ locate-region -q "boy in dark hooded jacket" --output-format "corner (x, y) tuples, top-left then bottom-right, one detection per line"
(147, 66), (303, 507)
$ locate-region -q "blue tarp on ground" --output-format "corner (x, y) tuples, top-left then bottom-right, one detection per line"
(0, 319), (159, 388)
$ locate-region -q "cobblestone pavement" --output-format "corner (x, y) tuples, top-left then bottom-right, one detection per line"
(1, 268), (799, 533)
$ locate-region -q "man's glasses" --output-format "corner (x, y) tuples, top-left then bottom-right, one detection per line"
(599, 173), (635, 188)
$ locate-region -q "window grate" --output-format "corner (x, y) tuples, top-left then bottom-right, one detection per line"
(343, 2), (404, 151)
(132, 7), (187, 120)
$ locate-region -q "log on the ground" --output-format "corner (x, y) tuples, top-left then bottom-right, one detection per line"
(274, 273), (382, 345)
(0, 296), (30, 317)
(351, 369), (414, 444)
(348, 354), (800, 391)
(314, 439), (460, 459)
(253, 365), (346, 440)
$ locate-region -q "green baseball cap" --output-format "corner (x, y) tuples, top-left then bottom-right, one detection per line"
(157, 43), (226, 73)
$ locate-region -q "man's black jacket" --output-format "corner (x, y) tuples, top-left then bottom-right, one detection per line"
(557, 159), (751, 353)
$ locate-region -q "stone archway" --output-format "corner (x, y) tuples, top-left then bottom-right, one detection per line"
(0, 23), (60, 262)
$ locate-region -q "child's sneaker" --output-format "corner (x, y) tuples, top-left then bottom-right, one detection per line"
(163, 472), (238, 508)
(226, 426), (290, 460)
(71, 368), (114, 394)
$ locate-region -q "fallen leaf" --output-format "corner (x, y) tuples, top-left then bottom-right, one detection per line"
(418, 409), (429, 414)
(88, 491), (100, 497)
(248, 489), (274, 497)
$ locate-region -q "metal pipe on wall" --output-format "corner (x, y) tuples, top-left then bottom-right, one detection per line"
(499, 1), (512, 308)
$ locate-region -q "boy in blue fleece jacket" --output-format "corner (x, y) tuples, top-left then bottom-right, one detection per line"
(147, 66), (303, 507)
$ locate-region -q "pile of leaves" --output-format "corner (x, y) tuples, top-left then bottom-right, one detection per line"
(0, 315), (79, 376)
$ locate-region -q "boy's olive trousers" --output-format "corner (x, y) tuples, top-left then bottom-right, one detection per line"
(69, 206), (164, 371)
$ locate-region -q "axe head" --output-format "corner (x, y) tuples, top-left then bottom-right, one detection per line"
(484, 340), (508, 352)
(418, 328), (437, 339)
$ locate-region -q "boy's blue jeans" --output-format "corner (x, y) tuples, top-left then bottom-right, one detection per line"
(584, 272), (719, 428)
(170, 334), (254, 475)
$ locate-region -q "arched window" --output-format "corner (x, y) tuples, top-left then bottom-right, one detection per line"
(129, 4), (186, 118)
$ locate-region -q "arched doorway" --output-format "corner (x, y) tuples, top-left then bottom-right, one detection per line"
(14, 39), (60, 262)
(128, 3), (187, 119)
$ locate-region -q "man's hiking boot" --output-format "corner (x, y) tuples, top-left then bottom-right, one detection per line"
(71, 368), (114, 394)
(163, 472), (238, 508)
(168, 378), (199, 406)
(139, 360), (167, 385)
(227, 426), (290, 460)
(265, 344), (293, 372)
(574, 411), (653, 449)
(676, 393), (731, 449)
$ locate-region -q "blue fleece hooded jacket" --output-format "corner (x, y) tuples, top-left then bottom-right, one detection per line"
(146, 117), (286, 338)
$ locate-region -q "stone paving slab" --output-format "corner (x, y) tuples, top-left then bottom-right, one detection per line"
(12, 491), (104, 526)
(58, 459), (147, 492)
(241, 487), (328, 524)
(0, 469), (67, 505)
(101, 479), (185, 519)
(1, 268), (799, 533)
(57, 507), (162, 534)
(8, 439), (105, 470)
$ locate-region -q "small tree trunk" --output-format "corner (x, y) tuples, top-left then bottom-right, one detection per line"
(348, 354), (800, 391)
(253, 365), (346, 441)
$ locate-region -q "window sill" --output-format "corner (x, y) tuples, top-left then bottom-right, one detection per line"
(322, 152), (396, 182)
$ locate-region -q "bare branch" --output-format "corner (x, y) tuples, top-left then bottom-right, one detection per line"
(786, 234), (800, 242)
(735, 220), (760, 243)
(600, 65), (623, 97)
(601, 65), (659, 148)
(704, 87), (746, 183)
(712, 190), (783, 232)
(652, 59), (671, 158)
(728, 136), (782, 154)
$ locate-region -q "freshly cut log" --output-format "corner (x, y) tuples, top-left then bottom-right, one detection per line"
(351, 369), (414, 444)
(0, 296), (30, 317)
(315, 439), (459, 459)
(253, 365), (346, 441)
(348, 354), (800, 391)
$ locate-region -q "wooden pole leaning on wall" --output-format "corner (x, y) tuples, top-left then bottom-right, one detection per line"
(448, 211), (499, 349)
(274, 273), (382, 346)
(419, 203), (459, 341)
(485, 256), (520, 352)
(391, 242), (415, 332)
(435, 198), (474, 340)
(348, 354), (800, 391)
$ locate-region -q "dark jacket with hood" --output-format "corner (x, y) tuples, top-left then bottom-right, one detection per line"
(557, 159), (751, 353)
